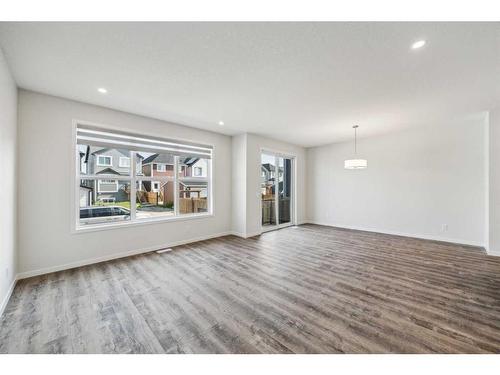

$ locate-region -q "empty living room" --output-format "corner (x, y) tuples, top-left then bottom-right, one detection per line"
(0, 1), (499, 372)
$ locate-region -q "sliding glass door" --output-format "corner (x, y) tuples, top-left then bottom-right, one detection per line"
(261, 152), (294, 230)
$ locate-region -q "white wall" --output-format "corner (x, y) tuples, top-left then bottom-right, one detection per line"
(489, 107), (500, 255)
(307, 119), (488, 246)
(245, 133), (307, 236)
(231, 133), (247, 236)
(17, 90), (232, 277)
(0, 47), (17, 313)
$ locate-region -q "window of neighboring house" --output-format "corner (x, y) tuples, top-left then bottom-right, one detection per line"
(119, 157), (130, 168)
(97, 155), (112, 166)
(179, 165), (186, 177)
(97, 179), (119, 193)
(76, 124), (213, 229)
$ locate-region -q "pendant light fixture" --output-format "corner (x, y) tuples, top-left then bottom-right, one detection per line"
(344, 125), (368, 169)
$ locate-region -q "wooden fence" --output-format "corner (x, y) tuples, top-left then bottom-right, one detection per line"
(179, 198), (208, 214)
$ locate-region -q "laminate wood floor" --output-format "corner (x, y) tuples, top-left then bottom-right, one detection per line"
(1, 224), (500, 353)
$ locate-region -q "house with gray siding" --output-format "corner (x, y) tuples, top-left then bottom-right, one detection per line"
(79, 147), (144, 206)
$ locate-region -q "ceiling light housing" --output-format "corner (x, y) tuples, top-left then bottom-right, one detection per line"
(97, 87), (108, 94)
(344, 159), (368, 169)
(411, 40), (426, 50)
(218, 121), (224, 126)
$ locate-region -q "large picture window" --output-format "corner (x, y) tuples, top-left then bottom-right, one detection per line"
(75, 124), (212, 229)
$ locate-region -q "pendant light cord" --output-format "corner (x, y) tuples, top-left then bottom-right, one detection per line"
(353, 125), (359, 155)
(354, 126), (357, 155)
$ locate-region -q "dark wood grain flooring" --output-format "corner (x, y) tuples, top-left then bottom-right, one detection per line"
(1, 224), (500, 353)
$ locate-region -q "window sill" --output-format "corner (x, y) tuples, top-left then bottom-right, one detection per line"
(72, 212), (214, 234)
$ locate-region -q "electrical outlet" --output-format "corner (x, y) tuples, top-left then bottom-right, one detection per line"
(441, 224), (448, 232)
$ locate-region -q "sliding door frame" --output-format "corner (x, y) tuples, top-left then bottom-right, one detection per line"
(260, 148), (296, 233)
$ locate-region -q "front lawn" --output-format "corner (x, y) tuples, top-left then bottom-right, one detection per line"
(97, 201), (142, 209)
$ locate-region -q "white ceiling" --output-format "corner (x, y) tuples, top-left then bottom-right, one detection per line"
(0, 22), (498, 147)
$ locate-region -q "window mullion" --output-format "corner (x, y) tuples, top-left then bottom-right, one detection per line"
(130, 151), (137, 221)
(208, 158), (212, 214)
(174, 156), (179, 216)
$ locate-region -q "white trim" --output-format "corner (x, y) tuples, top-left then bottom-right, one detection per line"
(96, 155), (112, 167)
(73, 212), (214, 234)
(306, 221), (486, 248)
(130, 151), (137, 221)
(260, 149), (297, 231)
(77, 124), (213, 153)
(230, 230), (262, 239)
(74, 119), (216, 153)
(0, 278), (17, 319)
(484, 114), (490, 253)
(72, 120), (214, 232)
(119, 156), (130, 168)
(17, 231), (233, 280)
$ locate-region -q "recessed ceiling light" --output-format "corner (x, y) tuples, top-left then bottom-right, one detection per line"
(411, 40), (426, 50)
(97, 87), (108, 94)
(218, 121), (224, 126)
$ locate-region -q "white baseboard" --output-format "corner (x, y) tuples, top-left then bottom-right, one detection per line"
(230, 230), (262, 239)
(487, 249), (500, 257)
(306, 221), (486, 248)
(0, 278), (17, 318)
(230, 231), (246, 238)
(16, 231), (233, 280)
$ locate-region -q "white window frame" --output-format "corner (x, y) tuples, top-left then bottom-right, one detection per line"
(73, 120), (214, 233)
(97, 155), (112, 167)
(156, 163), (166, 172)
(194, 166), (202, 176)
(119, 157), (131, 168)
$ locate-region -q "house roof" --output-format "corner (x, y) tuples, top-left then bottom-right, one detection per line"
(96, 167), (124, 176)
(91, 148), (144, 159)
(181, 157), (199, 166)
(262, 163), (275, 173)
(142, 153), (175, 165)
(142, 154), (200, 166)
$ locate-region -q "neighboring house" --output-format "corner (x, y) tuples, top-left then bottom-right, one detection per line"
(141, 154), (208, 201)
(180, 157), (208, 198)
(141, 153), (175, 203)
(79, 149), (209, 207)
(261, 163), (282, 196)
(261, 163), (275, 183)
(79, 147), (144, 205)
